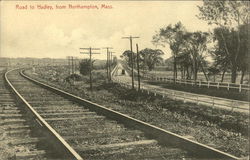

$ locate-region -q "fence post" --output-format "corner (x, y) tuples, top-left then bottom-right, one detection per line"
(208, 82), (210, 88)
(199, 80), (201, 87)
(227, 83), (230, 91)
(197, 96), (199, 105)
(239, 84), (242, 92)
(217, 82), (219, 89)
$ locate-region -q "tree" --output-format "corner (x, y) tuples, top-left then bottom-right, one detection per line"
(211, 27), (233, 82)
(197, 0), (249, 83)
(112, 56), (118, 66)
(121, 50), (136, 68)
(211, 24), (249, 84)
(236, 24), (249, 84)
(182, 31), (210, 81)
(152, 22), (186, 82)
(207, 66), (220, 82)
(139, 48), (164, 71)
(175, 51), (193, 79)
(79, 59), (94, 75)
(122, 48), (164, 71)
(210, 48), (230, 83)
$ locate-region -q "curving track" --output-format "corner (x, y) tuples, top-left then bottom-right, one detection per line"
(4, 68), (240, 160)
(0, 70), (59, 160)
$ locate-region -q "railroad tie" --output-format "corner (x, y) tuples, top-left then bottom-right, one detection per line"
(8, 137), (44, 145)
(39, 112), (95, 117)
(44, 115), (104, 121)
(0, 113), (23, 118)
(15, 150), (47, 160)
(1, 119), (26, 125)
(75, 140), (158, 152)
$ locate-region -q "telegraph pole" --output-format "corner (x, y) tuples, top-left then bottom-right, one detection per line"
(122, 36), (139, 89)
(80, 47), (100, 91)
(74, 57), (78, 73)
(71, 57), (74, 74)
(136, 44), (141, 91)
(110, 51), (115, 64)
(67, 56), (71, 75)
(109, 51), (115, 79)
(103, 47), (113, 82)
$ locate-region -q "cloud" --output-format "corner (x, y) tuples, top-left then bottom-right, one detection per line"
(43, 25), (71, 47)
(1, 1), (213, 60)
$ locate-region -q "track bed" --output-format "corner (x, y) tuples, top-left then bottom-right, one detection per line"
(0, 71), (58, 160)
(6, 70), (196, 160)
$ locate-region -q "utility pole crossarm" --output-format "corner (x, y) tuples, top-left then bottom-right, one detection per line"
(80, 48), (100, 50)
(122, 36), (140, 39)
(80, 52), (100, 54)
(80, 52), (89, 54)
(102, 47), (113, 49)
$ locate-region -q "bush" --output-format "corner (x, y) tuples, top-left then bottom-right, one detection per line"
(79, 59), (92, 75)
(65, 74), (83, 82)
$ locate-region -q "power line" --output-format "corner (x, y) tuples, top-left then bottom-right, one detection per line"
(80, 47), (101, 91)
(122, 36), (140, 89)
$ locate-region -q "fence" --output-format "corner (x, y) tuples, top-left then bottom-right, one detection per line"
(143, 75), (250, 93)
(112, 76), (249, 113)
(122, 64), (249, 92)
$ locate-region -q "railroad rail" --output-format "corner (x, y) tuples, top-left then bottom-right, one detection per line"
(112, 64), (249, 113)
(4, 68), (241, 159)
(4, 69), (82, 160)
(1, 69), (63, 159)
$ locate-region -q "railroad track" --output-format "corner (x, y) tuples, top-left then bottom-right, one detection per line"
(0, 70), (60, 159)
(4, 68), (240, 160)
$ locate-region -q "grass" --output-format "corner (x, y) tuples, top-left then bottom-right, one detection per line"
(24, 67), (249, 157)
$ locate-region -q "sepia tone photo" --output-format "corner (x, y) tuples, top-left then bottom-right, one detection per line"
(0, 1), (249, 160)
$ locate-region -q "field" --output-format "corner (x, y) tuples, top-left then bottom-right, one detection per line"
(24, 66), (249, 158)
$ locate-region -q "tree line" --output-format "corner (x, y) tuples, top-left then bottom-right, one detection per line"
(122, 1), (249, 84)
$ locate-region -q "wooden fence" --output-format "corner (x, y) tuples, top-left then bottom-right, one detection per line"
(112, 77), (249, 113)
(143, 75), (250, 92)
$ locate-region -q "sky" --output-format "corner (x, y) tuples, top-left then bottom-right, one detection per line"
(1, 1), (214, 60)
